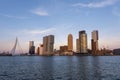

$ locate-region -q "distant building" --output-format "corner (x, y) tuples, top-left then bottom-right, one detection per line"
(91, 30), (99, 55)
(39, 44), (43, 55)
(79, 30), (88, 53)
(36, 47), (40, 55)
(76, 38), (80, 53)
(113, 48), (120, 55)
(43, 35), (54, 55)
(29, 41), (35, 55)
(68, 34), (73, 51)
(60, 45), (68, 53)
(60, 45), (73, 55)
(43, 36), (48, 55)
(47, 35), (54, 54)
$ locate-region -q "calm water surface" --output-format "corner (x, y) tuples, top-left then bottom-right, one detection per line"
(0, 56), (120, 80)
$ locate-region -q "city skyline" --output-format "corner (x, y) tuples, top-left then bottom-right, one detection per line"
(0, 0), (120, 52)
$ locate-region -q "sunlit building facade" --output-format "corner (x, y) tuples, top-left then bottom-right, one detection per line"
(76, 38), (80, 53)
(79, 30), (88, 53)
(43, 35), (54, 55)
(68, 34), (73, 51)
(91, 30), (99, 55)
(36, 47), (40, 55)
(39, 44), (43, 55)
(60, 45), (68, 53)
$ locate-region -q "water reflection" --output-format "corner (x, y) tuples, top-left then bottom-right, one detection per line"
(65, 56), (74, 79)
(75, 56), (90, 80)
(40, 56), (54, 80)
(90, 56), (102, 80)
(0, 56), (120, 80)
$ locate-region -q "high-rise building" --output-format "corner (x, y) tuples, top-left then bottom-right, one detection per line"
(76, 38), (80, 53)
(47, 35), (54, 53)
(43, 35), (54, 55)
(79, 30), (88, 53)
(43, 36), (48, 55)
(36, 47), (40, 55)
(39, 44), (43, 55)
(29, 41), (35, 55)
(91, 30), (99, 55)
(68, 34), (73, 51)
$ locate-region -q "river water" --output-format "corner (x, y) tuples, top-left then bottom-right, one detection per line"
(0, 56), (120, 80)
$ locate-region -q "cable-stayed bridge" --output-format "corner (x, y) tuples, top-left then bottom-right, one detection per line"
(10, 37), (23, 55)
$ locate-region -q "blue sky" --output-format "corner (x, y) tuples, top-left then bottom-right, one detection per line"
(0, 0), (120, 52)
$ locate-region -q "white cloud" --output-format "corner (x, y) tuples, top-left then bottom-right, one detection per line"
(25, 28), (56, 35)
(31, 8), (49, 16)
(73, 0), (118, 8)
(0, 14), (28, 19)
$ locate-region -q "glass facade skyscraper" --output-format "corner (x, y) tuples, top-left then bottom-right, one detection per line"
(43, 35), (54, 55)
(91, 30), (99, 55)
(79, 30), (88, 53)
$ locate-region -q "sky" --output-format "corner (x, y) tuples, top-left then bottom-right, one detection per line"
(0, 0), (120, 53)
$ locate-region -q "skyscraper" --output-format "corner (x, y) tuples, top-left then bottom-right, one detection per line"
(43, 35), (54, 55)
(43, 36), (48, 55)
(91, 30), (99, 55)
(76, 38), (80, 53)
(36, 47), (40, 55)
(68, 34), (73, 51)
(29, 41), (35, 55)
(39, 44), (43, 55)
(47, 35), (54, 53)
(79, 30), (88, 53)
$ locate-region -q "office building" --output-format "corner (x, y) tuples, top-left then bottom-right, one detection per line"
(43, 36), (48, 55)
(29, 41), (35, 55)
(68, 34), (73, 51)
(76, 38), (80, 53)
(39, 44), (43, 55)
(60, 45), (68, 53)
(79, 30), (88, 53)
(91, 30), (99, 55)
(36, 47), (40, 55)
(43, 35), (54, 55)
(47, 35), (54, 53)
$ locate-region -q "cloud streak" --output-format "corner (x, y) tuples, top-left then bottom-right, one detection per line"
(24, 28), (56, 35)
(31, 8), (49, 16)
(73, 0), (118, 8)
(0, 14), (28, 19)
